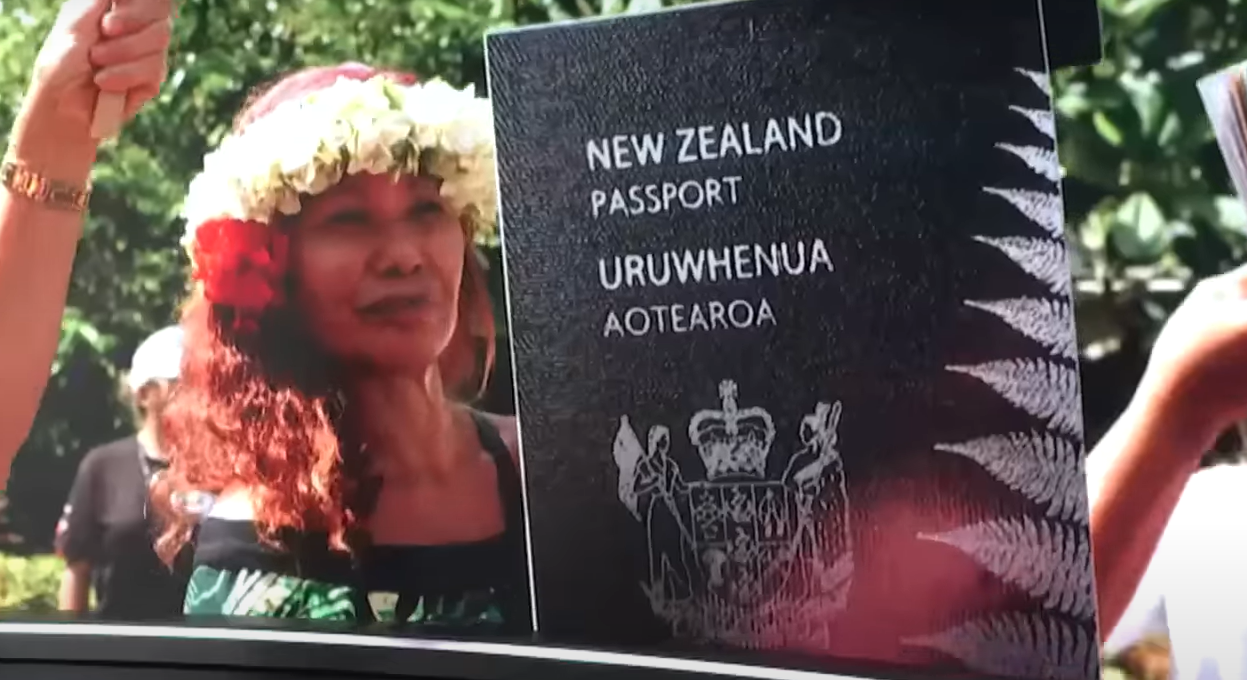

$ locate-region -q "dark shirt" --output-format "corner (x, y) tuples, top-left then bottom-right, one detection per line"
(58, 436), (189, 620)
(184, 411), (532, 634)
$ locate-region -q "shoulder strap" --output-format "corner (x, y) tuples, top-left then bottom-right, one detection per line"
(464, 410), (534, 631)
(465, 411), (524, 533)
(466, 411), (512, 465)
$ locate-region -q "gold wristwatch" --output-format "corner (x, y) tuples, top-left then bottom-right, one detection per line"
(0, 159), (91, 212)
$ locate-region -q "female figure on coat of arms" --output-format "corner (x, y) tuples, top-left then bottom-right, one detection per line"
(613, 380), (853, 646)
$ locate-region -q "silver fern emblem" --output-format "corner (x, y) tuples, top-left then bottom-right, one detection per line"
(913, 63), (1095, 680)
(982, 187), (1064, 238)
(1009, 105), (1055, 138)
(965, 298), (1076, 359)
(972, 236), (1071, 297)
(1015, 68), (1052, 98)
(946, 359), (1082, 437)
(919, 516), (1093, 618)
(996, 144), (1060, 182)
(935, 431), (1087, 522)
(903, 612), (1097, 680)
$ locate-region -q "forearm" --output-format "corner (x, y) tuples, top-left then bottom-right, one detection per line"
(0, 102), (96, 486)
(1087, 378), (1211, 641)
(57, 562), (91, 613)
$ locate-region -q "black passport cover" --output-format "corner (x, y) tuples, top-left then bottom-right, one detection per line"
(487, 1), (1099, 678)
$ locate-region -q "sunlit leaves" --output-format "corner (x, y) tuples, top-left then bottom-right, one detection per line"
(1060, 0), (1247, 292)
(1110, 192), (1172, 261)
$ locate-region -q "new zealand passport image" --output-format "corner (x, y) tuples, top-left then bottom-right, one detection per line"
(486, 2), (1097, 679)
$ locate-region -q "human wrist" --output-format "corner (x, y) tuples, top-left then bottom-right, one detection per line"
(8, 89), (97, 183)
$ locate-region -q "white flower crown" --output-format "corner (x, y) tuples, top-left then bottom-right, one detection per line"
(180, 75), (498, 258)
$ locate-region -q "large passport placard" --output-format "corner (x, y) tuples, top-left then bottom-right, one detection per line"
(487, 1), (1098, 678)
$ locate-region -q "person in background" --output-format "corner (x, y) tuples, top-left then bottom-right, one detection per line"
(56, 326), (191, 619)
(1092, 262), (1247, 680)
(0, 0), (173, 489)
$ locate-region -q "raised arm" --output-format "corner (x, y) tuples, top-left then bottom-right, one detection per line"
(0, 0), (171, 487)
(1089, 263), (1247, 641)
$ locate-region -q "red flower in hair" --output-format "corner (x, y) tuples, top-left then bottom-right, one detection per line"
(190, 218), (290, 331)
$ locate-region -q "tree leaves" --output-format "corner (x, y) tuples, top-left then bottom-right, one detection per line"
(1110, 192), (1172, 262)
(1058, 0), (1247, 288)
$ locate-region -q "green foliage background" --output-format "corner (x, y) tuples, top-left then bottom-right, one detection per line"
(0, 553), (61, 613)
(0, 1), (1237, 672)
(0, 0), (699, 552)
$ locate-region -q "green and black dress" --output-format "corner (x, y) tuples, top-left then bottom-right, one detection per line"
(182, 412), (532, 634)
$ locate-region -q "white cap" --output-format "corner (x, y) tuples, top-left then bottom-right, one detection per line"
(127, 325), (185, 392)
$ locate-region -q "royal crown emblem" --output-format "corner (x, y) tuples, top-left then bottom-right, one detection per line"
(690, 380), (776, 481)
(613, 379), (854, 650)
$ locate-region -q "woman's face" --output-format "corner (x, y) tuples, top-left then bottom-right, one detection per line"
(136, 379), (176, 422)
(288, 172), (465, 373)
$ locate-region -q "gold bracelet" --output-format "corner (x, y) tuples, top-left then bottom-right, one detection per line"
(0, 160), (91, 212)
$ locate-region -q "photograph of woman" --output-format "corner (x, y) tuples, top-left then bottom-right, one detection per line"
(152, 63), (531, 634)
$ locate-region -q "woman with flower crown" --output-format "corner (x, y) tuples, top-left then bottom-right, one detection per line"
(152, 63), (531, 632)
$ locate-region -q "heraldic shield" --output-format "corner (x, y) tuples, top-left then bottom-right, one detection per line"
(613, 380), (854, 649)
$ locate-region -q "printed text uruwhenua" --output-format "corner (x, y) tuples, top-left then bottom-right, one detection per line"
(598, 239), (833, 290)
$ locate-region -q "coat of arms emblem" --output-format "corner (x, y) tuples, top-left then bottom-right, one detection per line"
(613, 379), (854, 648)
